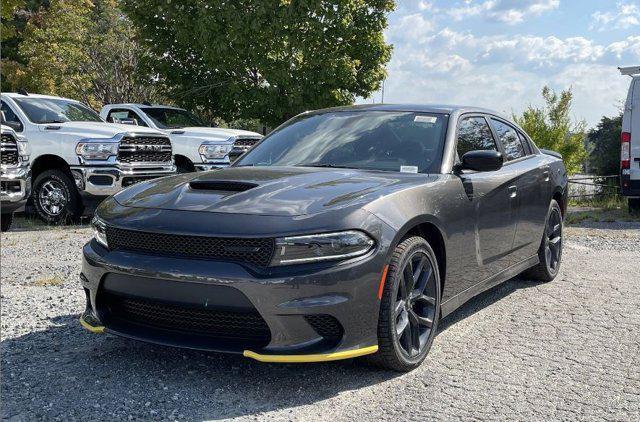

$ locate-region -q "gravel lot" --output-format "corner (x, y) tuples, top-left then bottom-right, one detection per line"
(2, 217), (639, 421)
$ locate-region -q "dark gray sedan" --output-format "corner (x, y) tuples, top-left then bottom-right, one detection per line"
(80, 104), (568, 371)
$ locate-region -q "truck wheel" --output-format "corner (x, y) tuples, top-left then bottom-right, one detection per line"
(629, 198), (640, 215)
(1, 213), (13, 232)
(32, 169), (80, 225)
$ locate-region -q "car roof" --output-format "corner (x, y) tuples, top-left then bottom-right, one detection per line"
(106, 103), (185, 111)
(308, 103), (508, 118)
(2, 92), (80, 102)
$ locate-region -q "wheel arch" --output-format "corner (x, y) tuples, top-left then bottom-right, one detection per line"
(31, 154), (72, 180)
(391, 216), (447, 299)
(174, 154), (196, 172)
(552, 187), (567, 217)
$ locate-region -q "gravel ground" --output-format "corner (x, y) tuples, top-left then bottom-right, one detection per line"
(1, 218), (639, 421)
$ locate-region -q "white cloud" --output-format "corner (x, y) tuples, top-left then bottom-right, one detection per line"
(591, 2), (640, 31)
(368, 15), (640, 126)
(448, 0), (559, 24)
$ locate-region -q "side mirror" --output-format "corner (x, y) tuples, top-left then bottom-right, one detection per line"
(460, 150), (503, 172)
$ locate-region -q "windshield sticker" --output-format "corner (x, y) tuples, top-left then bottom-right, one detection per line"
(414, 115), (437, 124)
(400, 165), (418, 173)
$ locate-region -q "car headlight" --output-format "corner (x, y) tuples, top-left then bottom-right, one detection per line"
(16, 141), (30, 160)
(270, 230), (375, 266)
(199, 143), (232, 161)
(91, 216), (108, 248)
(76, 142), (118, 160)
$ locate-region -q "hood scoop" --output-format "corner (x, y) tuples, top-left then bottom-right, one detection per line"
(188, 180), (258, 193)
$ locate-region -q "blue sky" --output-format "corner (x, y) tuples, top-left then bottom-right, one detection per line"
(361, 0), (640, 128)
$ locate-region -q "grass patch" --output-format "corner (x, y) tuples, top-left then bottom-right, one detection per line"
(566, 196), (640, 225)
(33, 275), (65, 286)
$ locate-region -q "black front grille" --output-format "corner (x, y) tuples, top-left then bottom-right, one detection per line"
(106, 226), (275, 267)
(1, 133), (19, 166)
(305, 314), (344, 342)
(118, 136), (172, 164)
(102, 293), (271, 343)
(234, 137), (260, 148)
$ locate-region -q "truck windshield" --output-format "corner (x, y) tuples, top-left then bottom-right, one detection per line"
(13, 98), (102, 123)
(236, 111), (448, 173)
(142, 107), (205, 129)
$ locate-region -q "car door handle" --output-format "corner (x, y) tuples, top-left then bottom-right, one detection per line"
(508, 185), (517, 198)
(44, 125), (61, 130)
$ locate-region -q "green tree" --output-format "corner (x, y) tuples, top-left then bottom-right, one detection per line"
(587, 114), (622, 176)
(9, 0), (160, 107)
(513, 86), (587, 174)
(122, 0), (394, 126)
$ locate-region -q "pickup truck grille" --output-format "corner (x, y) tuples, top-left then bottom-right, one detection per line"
(105, 226), (276, 267)
(0, 133), (19, 166)
(117, 136), (172, 164)
(233, 137), (260, 151)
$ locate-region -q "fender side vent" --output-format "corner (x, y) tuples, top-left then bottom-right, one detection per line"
(189, 180), (258, 192)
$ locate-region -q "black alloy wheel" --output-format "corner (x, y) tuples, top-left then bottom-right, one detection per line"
(366, 236), (441, 372)
(524, 199), (563, 282)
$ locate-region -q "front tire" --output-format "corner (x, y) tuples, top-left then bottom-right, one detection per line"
(1, 213), (13, 232)
(523, 199), (563, 282)
(366, 236), (441, 372)
(32, 169), (81, 225)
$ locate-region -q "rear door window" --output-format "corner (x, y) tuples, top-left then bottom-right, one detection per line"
(491, 119), (525, 160)
(456, 116), (498, 157)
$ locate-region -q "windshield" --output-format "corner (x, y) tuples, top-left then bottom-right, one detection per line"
(142, 107), (205, 129)
(13, 97), (102, 123)
(236, 111), (448, 173)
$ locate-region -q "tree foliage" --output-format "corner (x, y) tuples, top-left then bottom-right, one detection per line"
(513, 86), (587, 174)
(587, 114), (622, 176)
(122, 0), (394, 126)
(3, 0), (160, 107)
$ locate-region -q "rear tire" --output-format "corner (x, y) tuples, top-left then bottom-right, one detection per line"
(629, 198), (640, 215)
(523, 199), (563, 282)
(32, 169), (81, 225)
(365, 236), (441, 372)
(1, 213), (13, 232)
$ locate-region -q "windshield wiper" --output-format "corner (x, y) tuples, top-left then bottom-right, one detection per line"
(297, 163), (354, 169)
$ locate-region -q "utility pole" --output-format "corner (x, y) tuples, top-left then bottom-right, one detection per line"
(381, 79), (385, 104)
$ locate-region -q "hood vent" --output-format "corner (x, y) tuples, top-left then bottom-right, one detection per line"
(188, 180), (258, 193)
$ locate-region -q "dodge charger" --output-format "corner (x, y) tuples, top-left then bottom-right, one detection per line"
(80, 105), (568, 371)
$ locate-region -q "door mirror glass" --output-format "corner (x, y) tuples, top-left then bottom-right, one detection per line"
(460, 150), (503, 172)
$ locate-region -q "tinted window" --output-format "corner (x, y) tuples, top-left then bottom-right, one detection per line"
(491, 119), (525, 160)
(142, 107), (204, 129)
(13, 98), (102, 123)
(107, 109), (148, 127)
(456, 116), (497, 157)
(1, 101), (23, 132)
(517, 131), (532, 154)
(237, 111), (448, 173)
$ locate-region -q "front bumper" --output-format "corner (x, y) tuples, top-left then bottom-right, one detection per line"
(70, 163), (176, 197)
(80, 231), (388, 361)
(1, 165), (31, 213)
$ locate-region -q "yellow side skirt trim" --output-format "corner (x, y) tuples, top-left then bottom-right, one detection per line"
(243, 345), (378, 363)
(79, 316), (105, 334)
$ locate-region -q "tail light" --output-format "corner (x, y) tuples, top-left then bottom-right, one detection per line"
(621, 132), (631, 170)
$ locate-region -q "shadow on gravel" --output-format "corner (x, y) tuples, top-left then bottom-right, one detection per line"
(1, 276), (542, 420)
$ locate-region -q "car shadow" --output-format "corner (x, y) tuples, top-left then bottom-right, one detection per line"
(1, 276), (543, 420)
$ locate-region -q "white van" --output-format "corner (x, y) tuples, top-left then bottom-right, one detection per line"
(620, 66), (640, 212)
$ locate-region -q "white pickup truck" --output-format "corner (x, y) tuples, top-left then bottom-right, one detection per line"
(620, 66), (640, 213)
(100, 103), (263, 172)
(0, 93), (176, 224)
(1, 124), (31, 231)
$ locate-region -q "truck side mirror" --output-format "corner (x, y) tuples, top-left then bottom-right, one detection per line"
(118, 118), (139, 126)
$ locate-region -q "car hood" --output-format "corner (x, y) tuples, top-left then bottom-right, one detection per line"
(114, 166), (430, 217)
(39, 121), (163, 139)
(167, 127), (262, 144)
